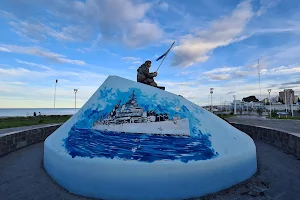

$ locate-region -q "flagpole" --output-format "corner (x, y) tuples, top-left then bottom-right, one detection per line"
(156, 41), (175, 72)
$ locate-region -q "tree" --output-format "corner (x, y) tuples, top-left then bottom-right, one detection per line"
(256, 108), (263, 116)
(271, 109), (278, 117)
(242, 96), (259, 102)
(248, 107), (253, 113)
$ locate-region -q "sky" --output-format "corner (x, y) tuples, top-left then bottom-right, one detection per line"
(0, 0), (300, 108)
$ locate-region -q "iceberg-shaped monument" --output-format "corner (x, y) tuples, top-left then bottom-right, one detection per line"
(43, 75), (257, 200)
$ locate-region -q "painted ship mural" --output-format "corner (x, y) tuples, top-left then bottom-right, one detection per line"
(92, 91), (190, 137)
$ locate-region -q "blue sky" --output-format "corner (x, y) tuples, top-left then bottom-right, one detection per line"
(0, 0), (300, 108)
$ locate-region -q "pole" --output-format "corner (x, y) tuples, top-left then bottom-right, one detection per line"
(54, 79), (58, 114)
(74, 89), (78, 112)
(220, 97), (222, 111)
(284, 89), (287, 112)
(233, 95), (236, 115)
(291, 91), (294, 117)
(156, 41), (175, 72)
(268, 89), (271, 118)
(211, 93), (213, 112)
(258, 59), (261, 100)
(210, 88), (214, 112)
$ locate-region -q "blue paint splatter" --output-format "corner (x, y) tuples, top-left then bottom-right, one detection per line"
(63, 128), (218, 163)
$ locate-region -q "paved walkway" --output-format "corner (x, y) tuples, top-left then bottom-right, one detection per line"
(0, 141), (299, 200)
(0, 123), (62, 135)
(227, 116), (300, 135)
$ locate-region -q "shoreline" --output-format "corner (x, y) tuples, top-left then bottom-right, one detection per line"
(0, 114), (73, 118)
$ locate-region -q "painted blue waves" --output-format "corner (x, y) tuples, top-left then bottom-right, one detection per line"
(64, 128), (218, 163)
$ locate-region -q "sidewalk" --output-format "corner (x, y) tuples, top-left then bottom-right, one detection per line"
(227, 116), (300, 134)
(1, 141), (299, 200)
(0, 123), (63, 135)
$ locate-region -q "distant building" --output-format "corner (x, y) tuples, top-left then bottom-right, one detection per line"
(295, 95), (299, 102)
(279, 89), (295, 104)
(271, 96), (279, 103)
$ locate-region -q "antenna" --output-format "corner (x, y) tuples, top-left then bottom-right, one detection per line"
(258, 58), (261, 100)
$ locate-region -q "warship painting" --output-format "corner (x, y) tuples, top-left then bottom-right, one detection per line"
(92, 91), (190, 137)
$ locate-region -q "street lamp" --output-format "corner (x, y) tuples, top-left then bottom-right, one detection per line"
(284, 89), (287, 112)
(220, 97), (223, 111)
(54, 79), (58, 115)
(210, 88), (214, 112)
(233, 95), (236, 115)
(74, 89), (78, 110)
(290, 90), (294, 117)
(267, 89), (271, 118)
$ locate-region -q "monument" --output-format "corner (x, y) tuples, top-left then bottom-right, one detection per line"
(43, 75), (257, 200)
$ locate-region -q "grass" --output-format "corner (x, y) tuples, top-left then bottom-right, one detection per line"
(0, 115), (72, 129)
(216, 114), (235, 119)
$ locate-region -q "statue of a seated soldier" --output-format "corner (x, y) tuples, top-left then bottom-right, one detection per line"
(137, 60), (165, 90)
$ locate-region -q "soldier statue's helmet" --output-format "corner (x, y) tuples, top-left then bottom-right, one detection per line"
(145, 60), (151, 67)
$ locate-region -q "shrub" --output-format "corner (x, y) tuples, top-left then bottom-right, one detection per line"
(271, 109), (278, 117)
(256, 108), (263, 116)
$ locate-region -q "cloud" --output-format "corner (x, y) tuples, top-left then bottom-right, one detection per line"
(232, 27), (300, 44)
(0, 44), (86, 65)
(121, 56), (143, 64)
(76, 48), (93, 53)
(121, 56), (141, 62)
(123, 21), (163, 47)
(203, 67), (249, 80)
(281, 80), (300, 85)
(7, 17), (92, 43)
(156, 80), (196, 87)
(0, 47), (11, 52)
(0, 67), (31, 76)
(226, 91), (236, 95)
(261, 65), (300, 76)
(128, 66), (137, 70)
(157, 1), (169, 11)
(0, 81), (25, 85)
(0, 64), (111, 108)
(1, 0), (163, 47)
(0, 65), (108, 90)
(0, 10), (17, 20)
(203, 62), (300, 82)
(257, 0), (281, 17)
(46, 0), (163, 47)
(15, 59), (53, 70)
(172, 0), (254, 67)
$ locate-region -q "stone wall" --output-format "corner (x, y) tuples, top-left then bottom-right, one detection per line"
(230, 122), (300, 158)
(0, 124), (61, 157)
(1, 122), (299, 159)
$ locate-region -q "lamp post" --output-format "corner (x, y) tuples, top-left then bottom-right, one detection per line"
(284, 89), (287, 112)
(210, 88), (214, 112)
(54, 79), (58, 115)
(74, 89), (78, 110)
(268, 89), (271, 118)
(233, 95), (236, 115)
(290, 90), (294, 117)
(220, 97), (223, 111)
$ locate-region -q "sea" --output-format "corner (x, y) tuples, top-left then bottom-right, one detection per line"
(0, 108), (80, 117)
(64, 128), (218, 163)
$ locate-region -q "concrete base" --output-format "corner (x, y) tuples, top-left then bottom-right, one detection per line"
(43, 76), (257, 200)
